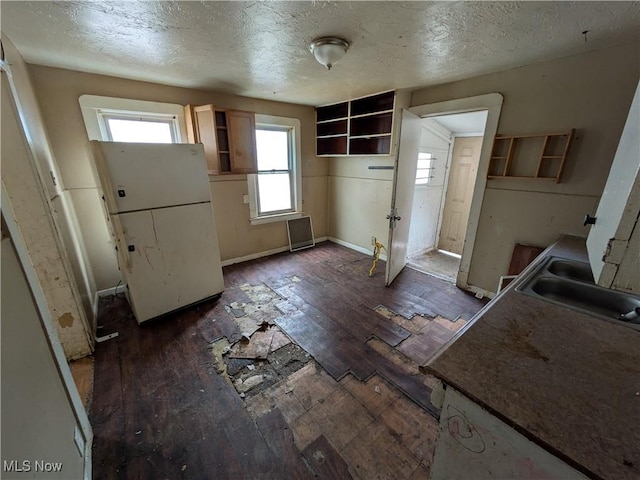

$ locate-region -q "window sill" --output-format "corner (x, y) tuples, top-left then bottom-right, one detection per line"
(249, 212), (302, 226)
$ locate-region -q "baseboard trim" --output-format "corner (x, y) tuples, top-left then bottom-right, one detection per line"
(327, 237), (386, 261)
(460, 283), (496, 300)
(221, 237), (329, 267)
(92, 285), (126, 319)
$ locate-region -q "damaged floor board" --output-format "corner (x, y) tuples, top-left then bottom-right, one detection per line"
(227, 343), (311, 397)
(255, 408), (315, 479)
(92, 297), (299, 480)
(274, 305), (438, 416)
(266, 275), (411, 347)
(302, 435), (352, 480)
(92, 242), (484, 479)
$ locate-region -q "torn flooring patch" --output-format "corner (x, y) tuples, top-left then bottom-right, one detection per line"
(225, 343), (310, 397)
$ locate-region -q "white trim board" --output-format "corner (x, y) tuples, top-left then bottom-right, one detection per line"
(327, 237), (387, 262)
(92, 285), (126, 320)
(79, 94), (188, 143)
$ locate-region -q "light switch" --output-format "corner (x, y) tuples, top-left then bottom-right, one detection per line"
(242, 194), (249, 205)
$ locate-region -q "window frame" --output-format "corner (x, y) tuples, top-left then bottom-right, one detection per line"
(254, 125), (295, 216)
(100, 111), (179, 143)
(248, 114), (302, 225)
(78, 95), (187, 143)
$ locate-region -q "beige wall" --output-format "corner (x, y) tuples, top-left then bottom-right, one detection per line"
(327, 91), (411, 255)
(2, 37), (93, 359)
(29, 65), (328, 292)
(411, 41), (639, 292)
(328, 42), (639, 292)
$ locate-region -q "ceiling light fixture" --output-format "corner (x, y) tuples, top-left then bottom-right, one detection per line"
(309, 36), (350, 70)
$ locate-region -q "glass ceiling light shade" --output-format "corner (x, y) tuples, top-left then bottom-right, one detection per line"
(309, 37), (350, 70)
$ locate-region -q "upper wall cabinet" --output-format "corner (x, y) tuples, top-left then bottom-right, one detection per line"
(316, 91), (396, 156)
(184, 104), (258, 175)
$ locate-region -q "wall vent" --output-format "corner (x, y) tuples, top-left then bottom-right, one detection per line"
(287, 216), (315, 252)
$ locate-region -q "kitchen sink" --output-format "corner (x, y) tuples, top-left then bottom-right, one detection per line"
(545, 259), (594, 284)
(516, 256), (640, 331)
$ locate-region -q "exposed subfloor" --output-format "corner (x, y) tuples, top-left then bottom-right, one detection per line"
(91, 241), (485, 479)
(407, 250), (461, 283)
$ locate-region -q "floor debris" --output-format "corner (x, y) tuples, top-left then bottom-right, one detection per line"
(212, 282), (312, 398)
(229, 326), (277, 360)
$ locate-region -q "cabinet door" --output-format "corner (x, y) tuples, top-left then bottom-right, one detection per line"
(431, 387), (589, 479)
(227, 110), (258, 174)
(190, 104), (220, 174)
(586, 81), (640, 292)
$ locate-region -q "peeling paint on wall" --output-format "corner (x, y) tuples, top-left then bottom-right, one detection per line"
(58, 312), (74, 328)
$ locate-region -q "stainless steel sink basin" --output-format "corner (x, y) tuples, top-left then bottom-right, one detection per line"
(516, 256), (640, 331)
(546, 259), (594, 284)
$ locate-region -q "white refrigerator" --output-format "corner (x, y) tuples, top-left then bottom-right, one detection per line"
(91, 141), (225, 324)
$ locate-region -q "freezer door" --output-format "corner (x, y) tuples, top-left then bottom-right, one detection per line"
(117, 203), (224, 323)
(92, 141), (211, 213)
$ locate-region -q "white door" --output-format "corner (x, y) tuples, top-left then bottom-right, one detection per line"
(2, 238), (89, 479)
(385, 109), (422, 286)
(117, 202), (224, 323)
(586, 81), (640, 286)
(92, 142), (211, 213)
(438, 137), (483, 255)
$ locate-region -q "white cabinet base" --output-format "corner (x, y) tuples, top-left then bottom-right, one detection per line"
(430, 385), (588, 479)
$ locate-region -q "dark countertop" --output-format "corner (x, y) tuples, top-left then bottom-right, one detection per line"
(422, 235), (640, 480)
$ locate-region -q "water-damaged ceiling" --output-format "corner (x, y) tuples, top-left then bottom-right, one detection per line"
(1, 1), (639, 106)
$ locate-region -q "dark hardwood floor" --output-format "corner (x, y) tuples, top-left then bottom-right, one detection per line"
(91, 241), (485, 479)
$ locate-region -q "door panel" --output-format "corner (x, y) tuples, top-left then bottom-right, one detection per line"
(193, 105), (221, 174)
(92, 142), (211, 213)
(385, 109), (422, 286)
(227, 110), (258, 174)
(117, 203), (224, 323)
(586, 81), (640, 287)
(2, 238), (86, 479)
(438, 137), (482, 255)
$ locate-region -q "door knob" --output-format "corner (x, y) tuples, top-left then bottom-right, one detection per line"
(583, 214), (597, 226)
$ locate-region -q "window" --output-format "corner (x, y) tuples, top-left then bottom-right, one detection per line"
(101, 113), (177, 143)
(79, 95), (187, 143)
(255, 128), (293, 214)
(248, 115), (302, 224)
(416, 152), (434, 185)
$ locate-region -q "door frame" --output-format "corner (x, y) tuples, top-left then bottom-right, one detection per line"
(409, 93), (503, 296)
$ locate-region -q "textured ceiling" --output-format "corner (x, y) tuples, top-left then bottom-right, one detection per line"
(2, 1), (639, 106)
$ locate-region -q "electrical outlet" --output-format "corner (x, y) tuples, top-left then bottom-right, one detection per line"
(371, 236), (376, 246)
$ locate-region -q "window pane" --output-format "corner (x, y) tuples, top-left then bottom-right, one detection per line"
(107, 118), (173, 143)
(256, 129), (289, 170)
(417, 159), (432, 169)
(257, 173), (292, 213)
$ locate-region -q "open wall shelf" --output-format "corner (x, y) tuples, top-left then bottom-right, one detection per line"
(316, 91), (395, 156)
(488, 129), (574, 183)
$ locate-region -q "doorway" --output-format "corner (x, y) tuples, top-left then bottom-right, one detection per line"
(406, 111), (488, 283)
